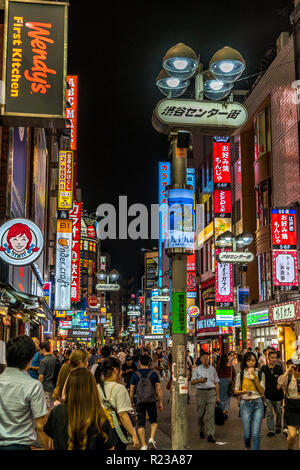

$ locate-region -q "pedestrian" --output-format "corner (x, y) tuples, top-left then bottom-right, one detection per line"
(92, 345), (112, 377)
(0, 335), (49, 450)
(261, 350), (284, 437)
(277, 358), (300, 450)
(38, 342), (57, 412)
(28, 338), (42, 380)
(44, 367), (117, 450)
(212, 348), (220, 368)
(130, 354), (163, 450)
(88, 348), (97, 369)
(258, 349), (268, 368)
(117, 348), (126, 365)
(97, 357), (139, 450)
(216, 353), (236, 419)
(233, 353), (243, 375)
(255, 347), (262, 360)
(162, 351), (169, 379)
(276, 350), (285, 372)
(58, 348), (64, 363)
(61, 349), (72, 365)
(234, 351), (265, 450)
(191, 350), (220, 443)
(152, 349), (163, 378)
(122, 356), (137, 391)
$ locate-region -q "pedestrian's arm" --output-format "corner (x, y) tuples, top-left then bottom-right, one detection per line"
(252, 375), (265, 396)
(155, 382), (163, 410)
(129, 384), (135, 403)
(34, 415), (49, 450)
(215, 382), (220, 402)
(38, 374), (44, 383)
(118, 412), (139, 449)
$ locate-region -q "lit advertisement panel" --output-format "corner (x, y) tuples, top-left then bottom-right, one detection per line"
(66, 75), (78, 151)
(69, 202), (81, 302)
(166, 188), (194, 250)
(54, 219), (72, 310)
(272, 209), (297, 250)
(215, 248), (233, 307)
(58, 151), (73, 210)
(273, 250), (298, 291)
(214, 189), (231, 218)
(151, 289), (163, 334)
(213, 141), (231, 188)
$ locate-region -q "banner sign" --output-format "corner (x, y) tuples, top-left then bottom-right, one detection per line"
(155, 99), (248, 129)
(187, 252), (196, 271)
(69, 202), (81, 302)
(66, 75), (78, 151)
(2, 0), (68, 118)
(166, 188), (194, 250)
(171, 292), (187, 334)
(58, 151), (73, 210)
(217, 251), (254, 264)
(158, 162), (171, 243)
(213, 141), (231, 188)
(238, 287), (250, 312)
(216, 309), (234, 327)
(269, 301), (300, 323)
(214, 189), (231, 217)
(151, 289), (163, 334)
(0, 218), (43, 266)
(215, 248), (233, 307)
(272, 209), (297, 250)
(273, 250), (298, 290)
(54, 219), (72, 310)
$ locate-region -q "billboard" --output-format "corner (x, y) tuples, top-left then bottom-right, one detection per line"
(215, 248), (233, 307)
(54, 219), (72, 310)
(69, 202), (81, 302)
(166, 188), (194, 250)
(273, 250), (298, 291)
(2, 0), (68, 118)
(214, 189), (231, 217)
(151, 289), (163, 335)
(216, 309), (234, 327)
(66, 75), (78, 151)
(213, 141), (231, 188)
(272, 209), (297, 250)
(58, 151), (73, 210)
(158, 162), (171, 243)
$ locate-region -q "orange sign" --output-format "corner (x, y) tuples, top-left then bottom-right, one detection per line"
(57, 219), (72, 233)
(66, 75), (78, 151)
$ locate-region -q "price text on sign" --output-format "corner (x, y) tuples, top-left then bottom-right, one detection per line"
(172, 292), (187, 334)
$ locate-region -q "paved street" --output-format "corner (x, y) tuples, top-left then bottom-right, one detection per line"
(143, 379), (290, 451)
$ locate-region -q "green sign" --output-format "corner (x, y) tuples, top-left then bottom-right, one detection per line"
(234, 310), (269, 326)
(172, 292), (187, 334)
(3, 0), (68, 117)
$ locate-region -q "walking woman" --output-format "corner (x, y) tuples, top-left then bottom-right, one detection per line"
(277, 358), (300, 450)
(44, 368), (117, 450)
(216, 353), (236, 418)
(234, 352), (265, 450)
(96, 357), (139, 450)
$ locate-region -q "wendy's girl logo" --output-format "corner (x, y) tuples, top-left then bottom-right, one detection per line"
(0, 219), (43, 266)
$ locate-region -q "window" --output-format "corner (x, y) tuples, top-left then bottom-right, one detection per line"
(258, 252), (272, 302)
(254, 106), (271, 160)
(256, 180), (271, 230)
(200, 247), (203, 275)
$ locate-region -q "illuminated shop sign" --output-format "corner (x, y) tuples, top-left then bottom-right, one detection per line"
(213, 141), (231, 188)
(69, 202), (81, 302)
(214, 189), (231, 218)
(54, 219), (72, 310)
(166, 188), (194, 250)
(215, 248), (233, 307)
(58, 151), (73, 210)
(273, 250), (298, 291)
(66, 75), (78, 151)
(216, 309), (234, 327)
(272, 209), (296, 250)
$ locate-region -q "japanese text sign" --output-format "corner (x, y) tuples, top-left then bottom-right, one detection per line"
(213, 141), (231, 188)
(172, 292), (187, 334)
(272, 209), (297, 249)
(215, 248), (233, 306)
(58, 150), (73, 210)
(66, 75), (78, 151)
(69, 202), (81, 302)
(214, 189), (231, 217)
(273, 250), (298, 290)
(54, 219), (72, 310)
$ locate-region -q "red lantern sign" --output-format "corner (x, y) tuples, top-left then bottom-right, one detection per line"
(88, 296), (99, 308)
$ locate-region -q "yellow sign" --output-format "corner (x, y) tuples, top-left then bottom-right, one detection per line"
(55, 310), (66, 318)
(198, 221), (214, 248)
(58, 151), (74, 210)
(214, 218), (232, 241)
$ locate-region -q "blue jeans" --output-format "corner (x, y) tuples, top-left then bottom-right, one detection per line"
(219, 378), (231, 412)
(240, 398), (264, 450)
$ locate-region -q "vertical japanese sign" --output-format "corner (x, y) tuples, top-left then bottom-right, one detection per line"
(272, 209), (298, 291)
(172, 292), (187, 334)
(69, 202), (81, 302)
(151, 289), (163, 335)
(213, 140), (231, 188)
(55, 219), (72, 310)
(215, 248), (233, 307)
(214, 189), (231, 217)
(2, 0), (68, 117)
(187, 252), (197, 299)
(58, 150), (73, 210)
(66, 75), (78, 151)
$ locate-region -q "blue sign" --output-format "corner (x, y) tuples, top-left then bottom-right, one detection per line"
(90, 320), (96, 331)
(187, 292), (197, 299)
(166, 188), (194, 250)
(151, 289), (163, 334)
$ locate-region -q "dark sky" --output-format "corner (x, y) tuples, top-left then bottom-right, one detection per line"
(67, 0), (292, 280)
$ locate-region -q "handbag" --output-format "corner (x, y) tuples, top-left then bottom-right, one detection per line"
(215, 404), (226, 426)
(101, 383), (133, 445)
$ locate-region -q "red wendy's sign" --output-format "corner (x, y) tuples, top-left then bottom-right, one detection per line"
(3, 0), (68, 118)
(272, 210), (297, 249)
(213, 142), (231, 187)
(214, 190), (231, 217)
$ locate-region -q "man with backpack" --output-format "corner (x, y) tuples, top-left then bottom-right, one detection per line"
(129, 354), (163, 450)
(261, 350), (284, 436)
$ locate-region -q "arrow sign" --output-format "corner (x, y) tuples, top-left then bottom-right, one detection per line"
(217, 251), (254, 264)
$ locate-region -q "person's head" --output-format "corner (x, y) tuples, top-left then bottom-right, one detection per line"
(53, 350), (58, 357)
(100, 345), (111, 359)
(32, 338), (40, 351)
(268, 351), (277, 367)
(52, 362), (71, 401)
(64, 368), (108, 450)
(6, 335), (36, 370)
(247, 347), (252, 352)
(200, 351), (210, 367)
(255, 347), (260, 352)
(237, 353), (243, 363)
(263, 349), (268, 356)
(139, 354), (152, 368)
(64, 349), (72, 359)
(217, 353), (228, 370)
(69, 349), (89, 370)
(97, 357), (121, 384)
(241, 352), (259, 370)
(39, 341), (51, 355)
(276, 350), (282, 359)
(125, 356), (132, 365)
(90, 348), (96, 356)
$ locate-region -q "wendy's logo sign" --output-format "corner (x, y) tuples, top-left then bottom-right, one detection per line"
(0, 218), (44, 266)
(24, 22), (56, 94)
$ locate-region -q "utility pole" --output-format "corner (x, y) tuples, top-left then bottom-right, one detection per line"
(169, 133), (189, 450)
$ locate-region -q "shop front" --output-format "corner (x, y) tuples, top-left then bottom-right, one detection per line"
(196, 314), (219, 361)
(269, 300), (300, 362)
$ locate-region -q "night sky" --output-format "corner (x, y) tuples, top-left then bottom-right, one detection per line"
(67, 0), (292, 280)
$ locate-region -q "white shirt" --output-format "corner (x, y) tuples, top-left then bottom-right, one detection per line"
(98, 381), (133, 414)
(191, 364), (219, 389)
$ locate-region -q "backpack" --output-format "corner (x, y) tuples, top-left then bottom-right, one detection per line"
(135, 371), (156, 404)
(100, 383), (132, 445)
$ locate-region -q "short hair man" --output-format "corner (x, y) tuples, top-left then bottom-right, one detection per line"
(261, 351), (284, 436)
(191, 351), (220, 443)
(38, 342), (57, 411)
(0, 335), (49, 450)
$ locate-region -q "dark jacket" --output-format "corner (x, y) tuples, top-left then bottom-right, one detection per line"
(261, 364), (284, 401)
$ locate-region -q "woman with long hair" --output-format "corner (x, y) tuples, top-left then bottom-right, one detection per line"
(52, 348), (89, 404)
(216, 353), (235, 418)
(234, 352), (265, 450)
(44, 367), (117, 450)
(96, 357), (139, 450)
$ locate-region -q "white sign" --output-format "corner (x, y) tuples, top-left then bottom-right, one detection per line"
(55, 220), (72, 311)
(127, 311), (141, 316)
(0, 218), (43, 266)
(273, 304), (295, 322)
(275, 253), (296, 284)
(156, 99), (248, 129)
(217, 252), (254, 264)
(151, 295), (170, 302)
(144, 335), (164, 341)
(95, 283), (120, 291)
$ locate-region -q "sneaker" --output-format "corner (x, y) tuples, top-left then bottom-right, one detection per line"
(148, 438), (157, 450)
(140, 445), (148, 450)
(267, 431), (275, 437)
(207, 436), (216, 443)
(200, 432), (205, 439)
(282, 428), (288, 437)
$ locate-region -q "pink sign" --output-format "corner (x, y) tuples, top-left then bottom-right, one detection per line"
(215, 248), (233, 305)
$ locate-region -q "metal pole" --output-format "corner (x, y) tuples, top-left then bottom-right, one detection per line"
(170, 134), (188, 450)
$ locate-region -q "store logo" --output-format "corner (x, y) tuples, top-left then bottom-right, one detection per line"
(24, 22), (56, 94)
(0, 219), (43, 266)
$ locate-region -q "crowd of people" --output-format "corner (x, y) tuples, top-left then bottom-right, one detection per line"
(0, 335), (299, 451)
